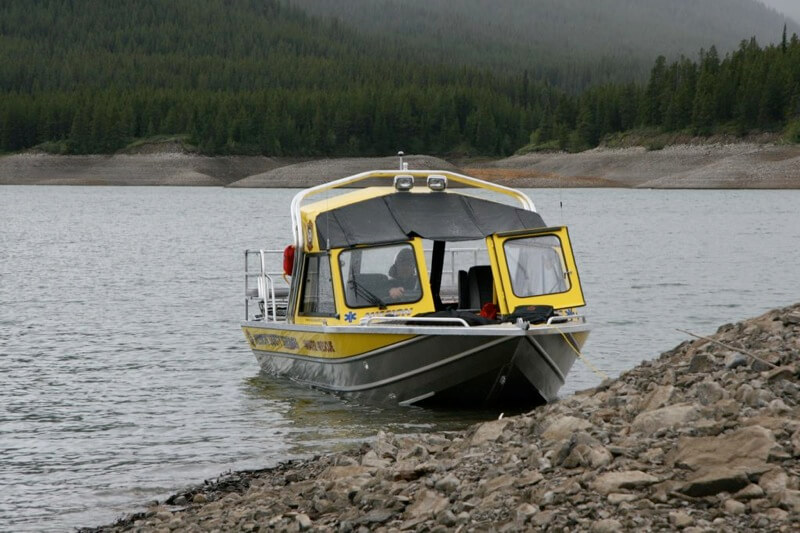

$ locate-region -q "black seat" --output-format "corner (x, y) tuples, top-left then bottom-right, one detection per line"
(467, 265), (494, 309)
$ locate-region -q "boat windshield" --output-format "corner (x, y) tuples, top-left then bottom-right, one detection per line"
(339, 243), (422, 308)
(503, 235), (570, 297)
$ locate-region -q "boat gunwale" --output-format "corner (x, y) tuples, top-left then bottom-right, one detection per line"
(241, 319), (591, 337)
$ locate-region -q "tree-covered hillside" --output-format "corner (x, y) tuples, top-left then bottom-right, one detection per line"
(291, 0), (799, 89)
(1, 0), (800, 157)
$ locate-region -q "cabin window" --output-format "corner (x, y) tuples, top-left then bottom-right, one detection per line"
(299, 254), (336, 316)
(503, 235), (570, 297)
(339, 243), (422, 308)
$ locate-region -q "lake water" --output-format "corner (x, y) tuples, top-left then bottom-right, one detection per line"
(1, 186), (799, 531)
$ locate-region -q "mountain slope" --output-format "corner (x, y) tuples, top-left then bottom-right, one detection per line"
(290, 0), (799, 88)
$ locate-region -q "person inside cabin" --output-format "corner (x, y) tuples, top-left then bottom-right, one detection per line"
(388, 248), (420, 300)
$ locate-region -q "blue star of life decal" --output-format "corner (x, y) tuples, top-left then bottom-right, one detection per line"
(344, 311), (357, 323)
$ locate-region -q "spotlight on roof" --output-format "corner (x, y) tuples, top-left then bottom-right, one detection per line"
(394, 174), (415, 191)
(426, 174), (448, 191)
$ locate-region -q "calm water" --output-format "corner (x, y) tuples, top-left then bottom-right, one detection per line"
(1, 186), (798, 531)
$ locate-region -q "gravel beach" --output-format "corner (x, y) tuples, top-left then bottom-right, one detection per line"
(82, 303), (800, 532)
(2, 143), (799, 188)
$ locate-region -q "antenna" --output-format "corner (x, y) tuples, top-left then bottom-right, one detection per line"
(397, 150), (404, 170)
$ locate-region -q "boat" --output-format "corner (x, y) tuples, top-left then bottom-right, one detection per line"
(242, 160), (590, 409)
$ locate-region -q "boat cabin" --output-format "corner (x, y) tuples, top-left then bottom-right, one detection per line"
(245, 171), (585, 327)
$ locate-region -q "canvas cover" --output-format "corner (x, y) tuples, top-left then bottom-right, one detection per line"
(314, 192), (545, 249)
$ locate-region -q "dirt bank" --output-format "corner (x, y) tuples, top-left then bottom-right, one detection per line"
(0, 153), (291, 186)
(466, 143), (800, 188)
(2, 143), (799, 188)
(83, 303), (800, 532)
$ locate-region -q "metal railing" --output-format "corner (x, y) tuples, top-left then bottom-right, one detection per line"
(244, 249), (290, 322)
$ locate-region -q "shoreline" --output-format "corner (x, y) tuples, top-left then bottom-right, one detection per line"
(82, 303), (800, 532)
(2, 143), (800, 188)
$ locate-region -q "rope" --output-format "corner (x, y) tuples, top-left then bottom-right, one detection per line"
(553, 325), (609, 380)
(676, 328), (778, 369)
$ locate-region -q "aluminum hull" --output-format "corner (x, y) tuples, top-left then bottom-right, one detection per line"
(242, 321), (589, 408)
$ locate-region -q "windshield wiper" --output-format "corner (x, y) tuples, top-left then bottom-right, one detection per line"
(349, 279), (387, 309)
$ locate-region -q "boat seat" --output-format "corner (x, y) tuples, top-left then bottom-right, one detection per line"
(467, 265), (494, 309)
(457, 270), (470, 309)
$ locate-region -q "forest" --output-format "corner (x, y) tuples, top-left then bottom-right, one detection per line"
(1, 0), (799, 156)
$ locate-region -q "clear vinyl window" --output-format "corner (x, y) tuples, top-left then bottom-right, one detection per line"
(299, 254), (336, 316)
(339, 243), (422, 308)
(503, 235), (570, 297)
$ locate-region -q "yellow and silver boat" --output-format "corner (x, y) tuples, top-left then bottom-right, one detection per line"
(242, 164), (589, 408)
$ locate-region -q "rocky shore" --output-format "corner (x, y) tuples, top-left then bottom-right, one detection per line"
(84, 303), (800, 532)
(3, 142), (800, 188)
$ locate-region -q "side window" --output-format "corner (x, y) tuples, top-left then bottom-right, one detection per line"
(339, 244), (422, 307)
(503, 235), (570, 297)
(299, 254), (336, 316)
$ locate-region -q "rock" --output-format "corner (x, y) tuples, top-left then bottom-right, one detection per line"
(532, 510), (557, 527)
(470, 419), (509, 446)
(668, 510), (693, 528)
(724, 351), (748, 369)
(733, 483), (765, 500)
(483, 474), (515, 494)
(296, 513), (312, 531)
(591, 471), (660, 495)
(405, 490), (449, 519)
(764, 507), (789, 522)
(722, 499), (746, 515)
(631, 403), (701, 436)
(607, 493), (639, 504)
(515, 503), (539, 522)
(792, 428), (800, 456)
(515, 470), (544, 488)
(638, 385), (674, 411)
(667, 425), (779, 474)
(191, 493), (207, 504)
(688, 353), (715, 373)
(679, 468), (750, 497)
(764, 365), (796, 382)
(759, 469), (789, 495)
(591, 518), (622, 532)
(775, 489), (800, 512)
(434, 474), (460, 494)
(437, 509), (457, 527)
(691, 380), (727, 405)
(541, 416), (592, 441)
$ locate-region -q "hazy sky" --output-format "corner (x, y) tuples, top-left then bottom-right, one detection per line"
(759, 0), (800, 26)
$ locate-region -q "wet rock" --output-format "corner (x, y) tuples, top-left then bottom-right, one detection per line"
(191, 493), (207, 504)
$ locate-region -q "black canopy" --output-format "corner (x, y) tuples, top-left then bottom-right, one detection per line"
(314, 192), (545, 249)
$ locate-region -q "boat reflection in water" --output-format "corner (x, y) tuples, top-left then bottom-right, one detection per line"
(242, 164), (590, 409)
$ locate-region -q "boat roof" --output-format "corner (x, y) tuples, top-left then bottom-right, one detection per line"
(293, 170), (543, 250)
(312, 190), (545, 249)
